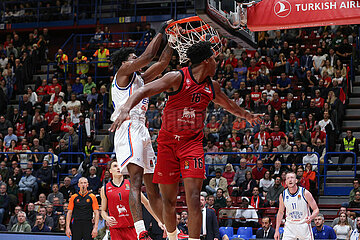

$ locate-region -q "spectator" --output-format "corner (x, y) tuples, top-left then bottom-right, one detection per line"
(311, 125), (327, 146)
(91, 44), (110, 79)
(252, 159), (268, 181)
(61, 116), (74, 133)
(222, 163), (235, 186)
(55, 49), (68, 77)
(214, 188), (227, 211)
(206, 169), (228, 196)
(19, 168), (36, 204)
(276, 72), (292, 97)
(32, 214), (51, 232)
(38, 206), (53, 229)
(259, 170), (274, 193)
(200, 195), (220, 239)
(256, 216), (275, 239)
(303, 146), (318, 171)
(241, 171), (257, 197)
(72, 51), (88, 77)
(219, 197), (236, 227)
(36, 160), (51, 192)
(87, 166), (101, 193)
(47, 184), (64, 204)
(312, 213), (336, 239)
(4, 127), (18, 148)
(71, 79), (84, 96)
(250, 186), (264, 216)
(333, 212), (353, 240)
(53, 215), (66, 233)
(0, 183), (9, 224)
(254, 124), (270, 146)
(8, 205), (21, 230)
(10, 211), (31, 232)
(45, 204), (57, 226)
(0, 115), (12, 138)
(270, 125), (287, 147)
(332, 207), (355, 229)
(62, 127), (79, 151)
(318, 111), (335, 133)
(233, 197), (260, 228)
(349, 191), (360, 210)
(265, 176), (285, 207)
(295, 124), (311, 145)
(59, 177), (74, 202)
(277, 137), (291, 161)
(231, 158), (252, 186)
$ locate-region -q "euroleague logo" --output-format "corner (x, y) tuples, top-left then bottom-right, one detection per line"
(274, 0), (291, 18)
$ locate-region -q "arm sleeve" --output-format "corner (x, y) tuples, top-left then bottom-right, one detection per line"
(90, 194), (99, 210)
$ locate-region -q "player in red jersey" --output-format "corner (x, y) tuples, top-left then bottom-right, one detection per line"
(110, 41), (262, 240)
(100, 159), (164, 240)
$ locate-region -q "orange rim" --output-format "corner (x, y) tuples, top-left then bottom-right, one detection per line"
(166, 16), (209, 35)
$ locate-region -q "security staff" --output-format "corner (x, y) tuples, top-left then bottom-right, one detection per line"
(339, 130), (359, 170)
(73, 51), (89, 76)
(92, 44), (109, 79)
(66, 177), (99, 240)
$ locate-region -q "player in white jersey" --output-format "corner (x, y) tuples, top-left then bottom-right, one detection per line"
(109, 20), (173, 240)
(275, 172), (319, 240)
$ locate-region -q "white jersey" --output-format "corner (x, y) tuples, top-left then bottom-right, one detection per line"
(111, 72), (149, 123)
(283, 186), (310, 224)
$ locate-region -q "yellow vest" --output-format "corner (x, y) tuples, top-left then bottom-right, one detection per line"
(75, 56), (89, 74)
(97, 49), (109, 67)
(343, 138), (356, 151)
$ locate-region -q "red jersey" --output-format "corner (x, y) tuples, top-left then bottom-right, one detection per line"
(270, 131), (286, 147)
(105, 179), (134, 229)
(162, 67), (215, 135)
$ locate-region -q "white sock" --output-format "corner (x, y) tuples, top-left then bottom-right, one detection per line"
(134, 220), (146, 238)
(167, 229), (178, 240)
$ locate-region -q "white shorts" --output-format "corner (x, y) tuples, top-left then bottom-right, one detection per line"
(114, 120), (155, 175)
(282, 221), (314, 240)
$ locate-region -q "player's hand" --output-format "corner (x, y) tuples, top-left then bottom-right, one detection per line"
(91, 227), (98, 238)
(305, 216), (312, 224)
(246, 113), (263, 127)
(274, 230), (280, 240)
(105, 216), (118, 227)
(108, 107), (130, 132)
(66, 227), (72, 238)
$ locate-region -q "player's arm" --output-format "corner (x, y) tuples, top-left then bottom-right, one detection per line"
(118, 21), (171, 76)
(304, 189), (319, 224)
(274, 194), (285, 240)
(212, 80), (262, 126)
(140, 192), (164, 228)
(141, 43), (173, 84)
(109, 71), (182, 132)
(100, 186), (118, 227)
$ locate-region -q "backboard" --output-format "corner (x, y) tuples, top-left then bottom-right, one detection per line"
(195, 0), (257, 50)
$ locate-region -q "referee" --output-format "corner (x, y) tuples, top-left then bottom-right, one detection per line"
(66, 177), (99, 240)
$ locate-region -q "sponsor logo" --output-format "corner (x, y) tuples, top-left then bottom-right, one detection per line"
(86, 199), (90, 203)
(274, 0), (291, 17)
(117, 204), (127, 215)
(125, 184), (130, 190)
(184, 160), (189, 170)
(298, 194), (301, 199)
(182, 107), (195, 119)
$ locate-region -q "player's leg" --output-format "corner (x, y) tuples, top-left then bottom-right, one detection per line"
(183, 177), (203, 239)
(282, 222), (299, 240)
(71, 221), (83, 240)
(143, 174), (163, 223)
(158, 182), (179, 237)
(143, 139), (163, 223)
(298, 223), (314, 240)
(127, 163), (146, 236)
(82, 221), (93, 240)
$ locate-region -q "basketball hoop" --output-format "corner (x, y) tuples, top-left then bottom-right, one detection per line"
(165, 16), (222, 64)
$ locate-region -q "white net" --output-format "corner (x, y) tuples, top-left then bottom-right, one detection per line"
(165, 16), (222, 64)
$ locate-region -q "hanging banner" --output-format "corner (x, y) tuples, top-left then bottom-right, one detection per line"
(247, 0), (360, 31)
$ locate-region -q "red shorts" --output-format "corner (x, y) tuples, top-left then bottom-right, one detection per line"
(110, 227), (137, 240)
(153, 129), (205, 184)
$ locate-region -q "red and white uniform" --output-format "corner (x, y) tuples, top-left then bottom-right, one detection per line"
(154, 66), (215, 184)
(104, 179), (137, 239)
